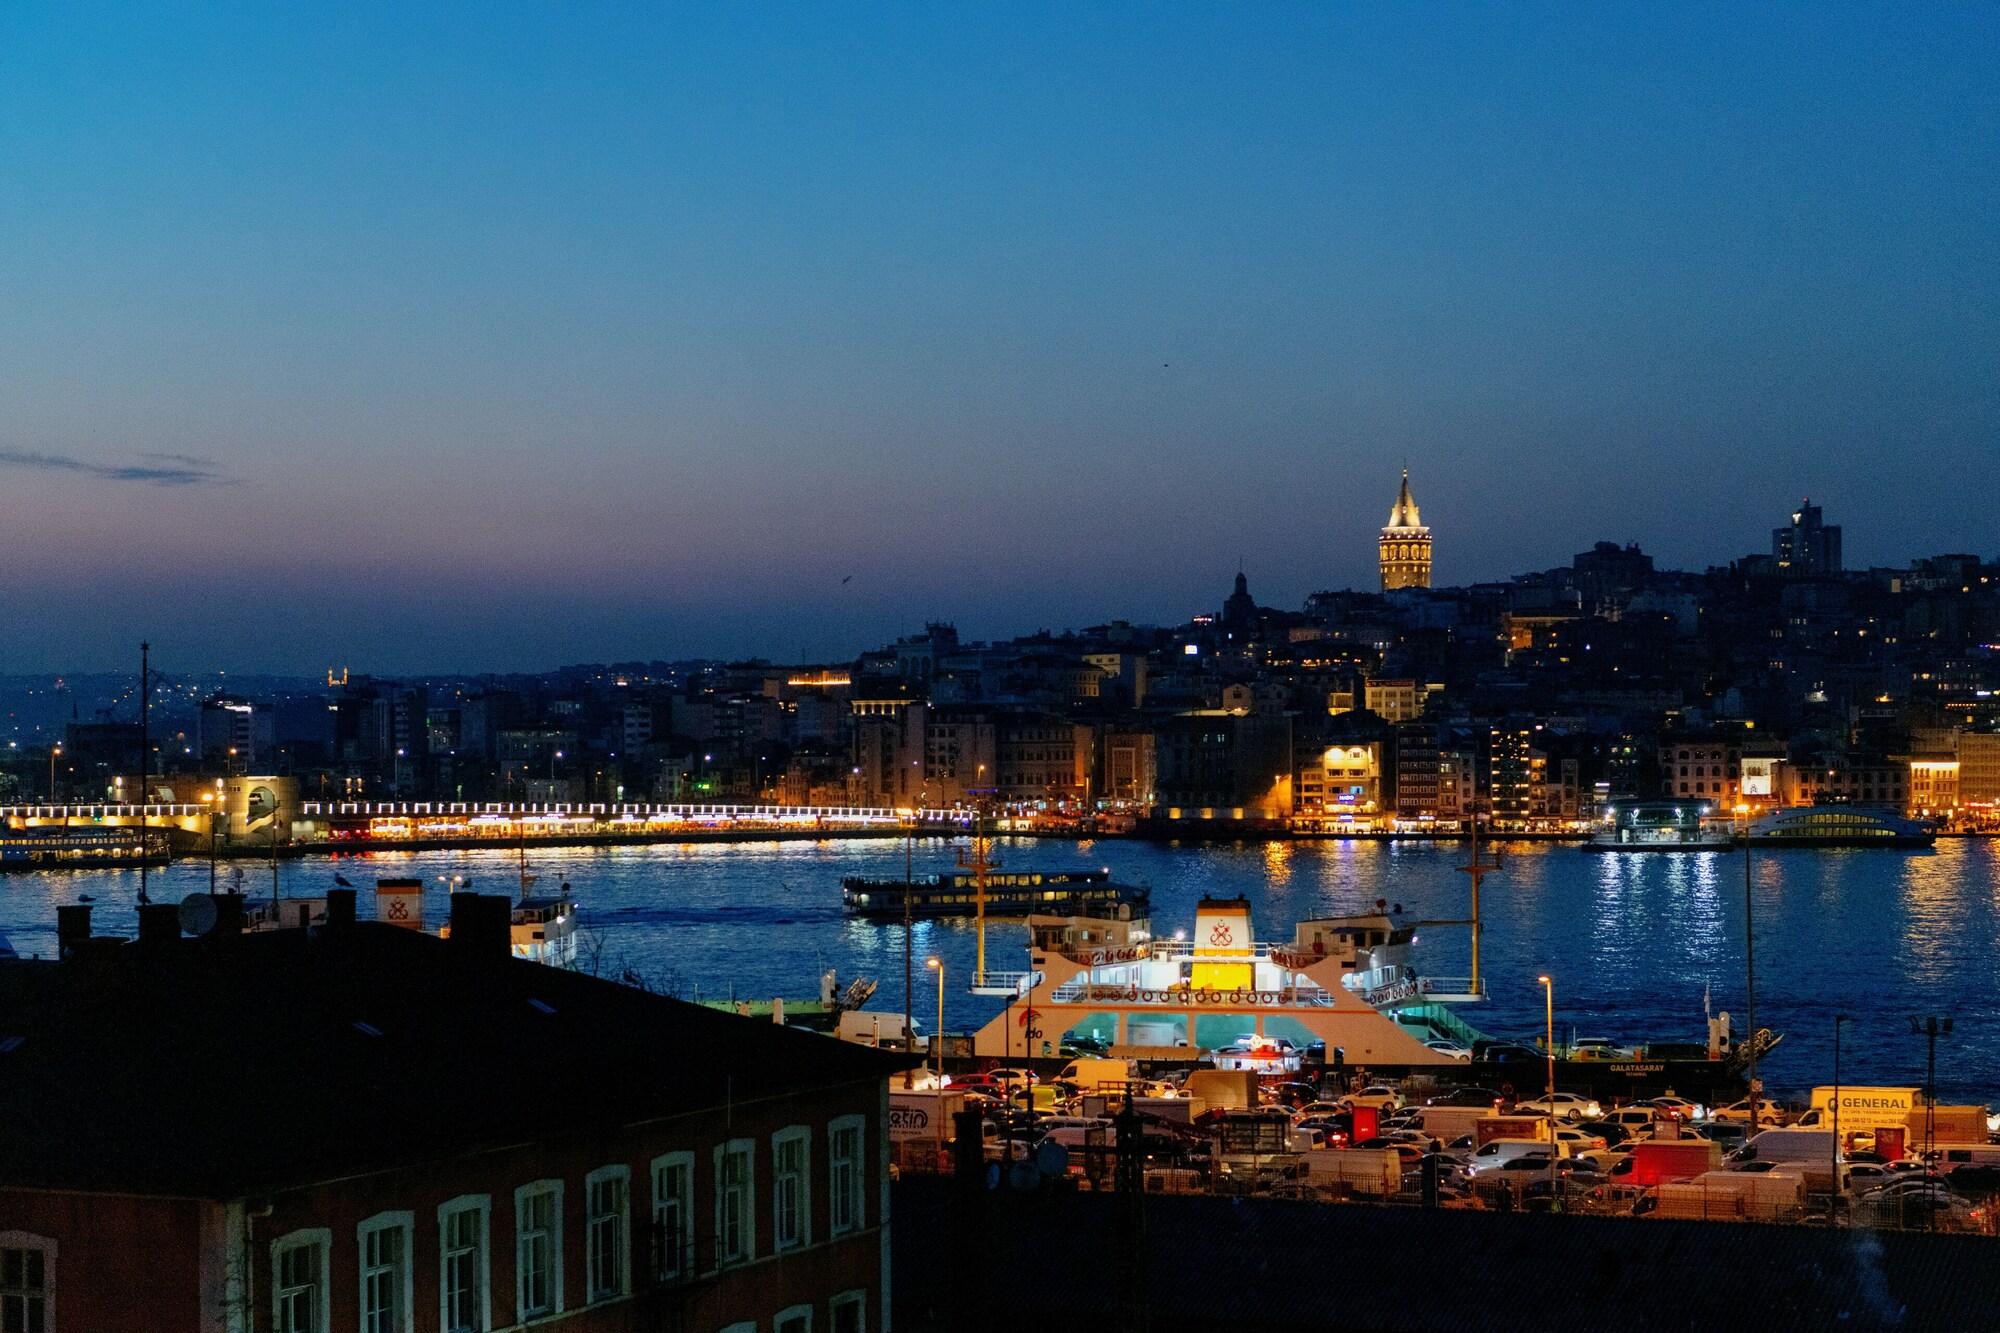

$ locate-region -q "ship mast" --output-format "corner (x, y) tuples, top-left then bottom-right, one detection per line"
(959, 797), (998, 982)
(1453, 802), (1501, 993)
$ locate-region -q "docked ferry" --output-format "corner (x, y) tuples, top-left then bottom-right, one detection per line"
(1747, 805), (1935, 848)
(841, 867), (1148, 919)
(1584, 800), (1734, 851)
(968, 895), (1482, 1068)
(0, 825), (172, 869)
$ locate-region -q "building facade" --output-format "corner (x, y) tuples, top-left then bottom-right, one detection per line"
(0, 900), (911, 1333)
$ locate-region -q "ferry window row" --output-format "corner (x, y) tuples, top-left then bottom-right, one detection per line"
(264, 1114), (870, 1333)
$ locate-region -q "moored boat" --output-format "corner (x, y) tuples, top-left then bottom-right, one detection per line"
(841, 867), (1147, 919)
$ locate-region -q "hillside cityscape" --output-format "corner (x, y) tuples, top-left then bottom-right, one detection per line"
(6, 481), (1994, 834)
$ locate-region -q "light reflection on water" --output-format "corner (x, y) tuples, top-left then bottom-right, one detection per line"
(2, 836), (1995, 1099)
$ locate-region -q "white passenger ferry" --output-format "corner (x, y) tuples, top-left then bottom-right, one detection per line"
(968, 895), (1485, 1069)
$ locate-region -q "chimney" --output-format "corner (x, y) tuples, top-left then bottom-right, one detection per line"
(137, 902), (181, 945)
(213, 892), (247, 936)
(56, 904), (92, 957)
(326, 888), (357, 929)
(449, 893), (512, 959)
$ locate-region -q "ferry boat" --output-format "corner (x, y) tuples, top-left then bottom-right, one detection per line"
(0, 825), (171, 869)
(507, 895), (578, 967)
(1746, 805), (1935, 848)
(841, 867), (1148, 919)
(968, 895), (1484, 1068)
(1584, 800), (1735, 851)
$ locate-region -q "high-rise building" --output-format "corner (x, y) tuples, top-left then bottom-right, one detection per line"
(1773, 498), (1842, 575)
(1379, 469), (1432, 590)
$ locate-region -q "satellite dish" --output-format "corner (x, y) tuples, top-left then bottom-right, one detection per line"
(178, 893), (219, 937)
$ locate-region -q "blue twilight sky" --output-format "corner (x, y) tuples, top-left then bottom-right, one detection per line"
(1, 3), (1995, 673)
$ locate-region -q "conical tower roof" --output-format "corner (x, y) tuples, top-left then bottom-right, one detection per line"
(1386, 468), (1424, 529)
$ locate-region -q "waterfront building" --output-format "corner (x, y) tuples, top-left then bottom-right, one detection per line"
(1296, 741), (1383, 824)
(0, 896), (911, 1331)
(1670, 739), (1742, 807)
(1959, 732), (2000, 811)
(1773, 498), (1842, 575)
(1378, 469), (1432, 591)
(1152, 710), (1294, 822)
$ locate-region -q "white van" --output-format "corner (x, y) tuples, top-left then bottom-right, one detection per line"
(1467, 1136), (1570, 1172)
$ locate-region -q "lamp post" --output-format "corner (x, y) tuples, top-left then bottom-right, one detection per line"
(1737, 803), (1758, 1123)
(902, 803), (916, 1088)
(925, 957), (944, 1087)
(1832, 1013), (1851, 1216)
(1539, 974), (1557, 1203)
(201, 790), (219, 894)
(48, 745), (61, 802)
(1910, 1015), (1953, 1166)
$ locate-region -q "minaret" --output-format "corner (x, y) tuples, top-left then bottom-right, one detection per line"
(1379, 469), (1432, 590)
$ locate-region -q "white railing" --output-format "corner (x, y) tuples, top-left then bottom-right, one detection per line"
(968, 970), (1041, 996)
(1048, 980), (1339, 1009)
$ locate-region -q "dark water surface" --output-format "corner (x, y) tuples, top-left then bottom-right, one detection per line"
(6, 836), (1997, 1100)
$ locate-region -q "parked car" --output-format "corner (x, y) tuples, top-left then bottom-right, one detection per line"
(1601, 1107), (1660, 1136)
(1516, 1092), (1604, 1122)
(1712, 1098), (1784, 1126)
(1568, 1036), (1631, 1059)
(1646, 1096), (1707, 1121)
(1428, 1087), (1505, 1109)
(1343, 1084), (1407, 1112)
(1424, 1039), (1472, 1060)
(1576, 1119), (1631, 1147)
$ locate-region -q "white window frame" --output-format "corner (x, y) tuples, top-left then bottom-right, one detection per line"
(436, 1195), (491, 1333)
(650, 1150), (695, 1280)
(828, 1114), (867, 1237)
(772, 1127), (811, 1253)
(269, 1227), (329, 1333)
(714, 1138), (756, 1268)
(583, 1164), (631, 1303)
(831, 1290), (867, 1333)
(513, 1179), (565, 1322)
(774, 1304), (813, 1333)
(356, 1211), (414, 1333)
(0, 1232), (57, 1333)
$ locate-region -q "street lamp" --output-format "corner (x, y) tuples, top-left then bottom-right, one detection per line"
(1538, 974), (1557, 1203)
(1832, 1013), (1851, 1214)
(925, 957), (945, 1086)
(48, 745), (61, 802)
(201, 790), (219, 893)
(1737, 803), (1759, 1121)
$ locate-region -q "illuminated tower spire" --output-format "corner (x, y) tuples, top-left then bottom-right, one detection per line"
(1379, 468), (1432, 590)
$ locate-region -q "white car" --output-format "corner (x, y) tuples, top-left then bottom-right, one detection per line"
(1423, 1039), (1472, 1060)
(1515, 1092), (1603, 1122)
(1711, 1098), (1783, 1126)
(1342, 1085), (1406, 1112)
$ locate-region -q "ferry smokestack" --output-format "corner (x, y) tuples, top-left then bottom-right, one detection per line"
(326, 888), (356, 929)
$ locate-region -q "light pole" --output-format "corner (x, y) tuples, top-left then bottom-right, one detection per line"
(48, 745), (61, 802)
(1910, 1015), (1953, 1166)
(201, 790), (219, 894)
(1738, 803), (1758, 1124)
(925, 957), (944, 1087)
(903, 803), (916, 1088)
(1833, 1013), (1851, 1215)
(1539, 974), (1557, 1203)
